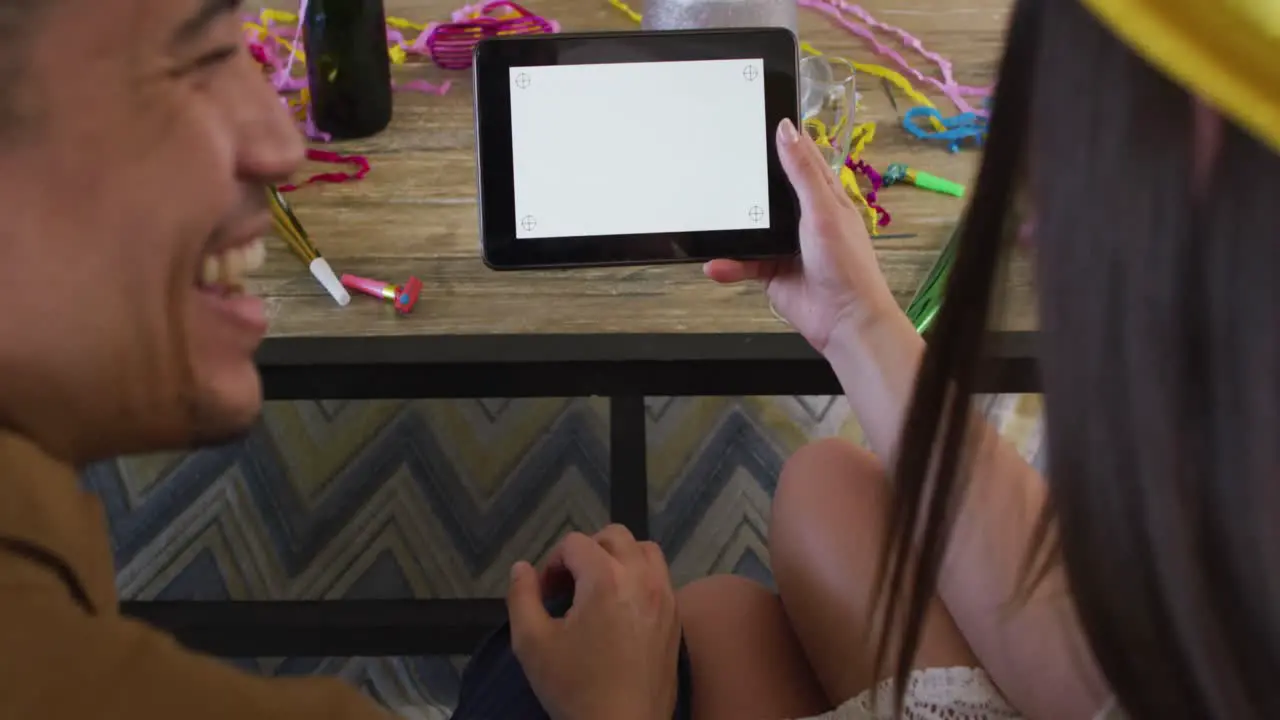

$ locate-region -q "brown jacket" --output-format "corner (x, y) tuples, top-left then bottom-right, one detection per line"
(0, 431), (393, 719)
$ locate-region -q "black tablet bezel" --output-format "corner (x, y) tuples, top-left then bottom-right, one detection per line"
(472, 28), (801, 270)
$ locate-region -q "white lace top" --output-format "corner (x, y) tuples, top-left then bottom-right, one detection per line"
(793, 668), (1122, 720)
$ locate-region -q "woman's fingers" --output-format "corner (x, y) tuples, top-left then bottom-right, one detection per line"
(702, 259), (778, 284)
(777, 118), (843, 218)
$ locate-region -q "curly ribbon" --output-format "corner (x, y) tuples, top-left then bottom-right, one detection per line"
(796, 0), (990, 117)
(278, 149), (372, 192)
(426, 2), (558, 70)
(902, 106), (988, 152)
(843, 125), (886, 231)
(849, 159), (890, 226)
(806, 117), (883, 233)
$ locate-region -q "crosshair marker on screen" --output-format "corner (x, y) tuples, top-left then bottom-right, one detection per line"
(515, 73), (531, 89)
(743, 65), (759, 81)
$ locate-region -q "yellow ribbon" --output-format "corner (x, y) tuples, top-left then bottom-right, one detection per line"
(248, 9), (418, 65)
(608, 0), (644, 24)
(805, 118), (881, 233)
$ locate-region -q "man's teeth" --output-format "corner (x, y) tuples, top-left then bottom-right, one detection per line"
(201, 238), (267, 287)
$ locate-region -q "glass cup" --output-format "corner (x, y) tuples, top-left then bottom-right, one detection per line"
(799, 55), (857, 175)
(641, 0), (799, 33)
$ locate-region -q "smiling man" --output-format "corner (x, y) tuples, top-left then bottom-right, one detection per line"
(0, 0), (395, 716)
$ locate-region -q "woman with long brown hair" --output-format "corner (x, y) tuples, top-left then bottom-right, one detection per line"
(485, 0), (1278, 717)
(676, 0), (1280, 717)
(870, 0), (1280, 716)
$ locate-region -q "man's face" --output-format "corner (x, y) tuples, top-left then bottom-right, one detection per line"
(0, 0), (305, 461)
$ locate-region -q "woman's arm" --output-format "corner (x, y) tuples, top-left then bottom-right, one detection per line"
(822, 308), (1111, 720)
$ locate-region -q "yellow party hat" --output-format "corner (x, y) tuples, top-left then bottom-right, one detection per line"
(1081, 0), (1280, 153)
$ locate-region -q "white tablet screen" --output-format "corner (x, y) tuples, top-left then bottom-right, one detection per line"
(509, 59), (770, 240)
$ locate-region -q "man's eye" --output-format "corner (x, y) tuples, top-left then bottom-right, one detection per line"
(188, 45), (240, 73)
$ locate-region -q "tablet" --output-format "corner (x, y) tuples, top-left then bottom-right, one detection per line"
(472, 28), (801, 270)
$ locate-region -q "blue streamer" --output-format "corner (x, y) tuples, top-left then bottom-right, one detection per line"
(903, 106), (988, 153)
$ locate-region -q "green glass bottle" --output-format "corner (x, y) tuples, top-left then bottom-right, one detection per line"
(906, 223), (959, 336)
(303, 0), (393, 139)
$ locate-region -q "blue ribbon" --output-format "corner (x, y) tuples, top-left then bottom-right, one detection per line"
(903, 106), (989, 153)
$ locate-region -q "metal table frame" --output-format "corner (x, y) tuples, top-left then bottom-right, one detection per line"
(122, 330), (1039, 657)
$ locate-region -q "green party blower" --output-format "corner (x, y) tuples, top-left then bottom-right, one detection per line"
(884, 163), (966, 198)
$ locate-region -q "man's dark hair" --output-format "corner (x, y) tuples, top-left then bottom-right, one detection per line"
(0, 0), (48, 136)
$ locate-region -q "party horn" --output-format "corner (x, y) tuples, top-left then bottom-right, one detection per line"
(266, 186), (351, 306)
(884, 163), (966, 198)
(341, 274), (423, 315)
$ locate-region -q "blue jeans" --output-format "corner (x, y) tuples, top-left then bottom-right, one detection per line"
(451, 592), (695, 719)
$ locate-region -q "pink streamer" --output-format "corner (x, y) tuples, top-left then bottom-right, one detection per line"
(850, 159), (891, 226)
(396, 79), (454, 95)
(286, 0), (307, 80)
(279, 148), (371, 192)
(797, 0), (991, 116)
(397, 1), (560, 70)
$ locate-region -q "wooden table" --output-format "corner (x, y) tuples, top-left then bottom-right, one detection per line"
(127, 0), (1033, 662)
(252, 0), (1032, 398)
(254, 0), (1034, 513)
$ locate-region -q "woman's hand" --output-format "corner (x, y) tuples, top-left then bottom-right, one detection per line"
(507, 526), (680, 720)
(704, 118), (900, 354)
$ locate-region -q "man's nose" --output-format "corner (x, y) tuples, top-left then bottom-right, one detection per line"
(238, 68), (307, 184)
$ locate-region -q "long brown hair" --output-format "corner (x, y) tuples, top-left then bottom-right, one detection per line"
(873, 0), (1280, 716)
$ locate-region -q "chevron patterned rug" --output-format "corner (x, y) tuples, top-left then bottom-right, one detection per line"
(82, 394), (1045, 718)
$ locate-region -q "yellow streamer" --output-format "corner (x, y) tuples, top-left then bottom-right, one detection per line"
(853, 63), (944, 131)
(260, 9), (298, 25)
(248, 10), (419, 66)
(845, 123), (881, 232)
(387, 16), (428, 32)
(842, 165), (878, 232)
(805, 119), (880, 234)
(244, 21), (307, 63)
(608, 0), (645, 24)
(289, 88), (311, 121)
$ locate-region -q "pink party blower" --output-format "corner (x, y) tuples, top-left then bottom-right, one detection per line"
(340, 274), (423, 315)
